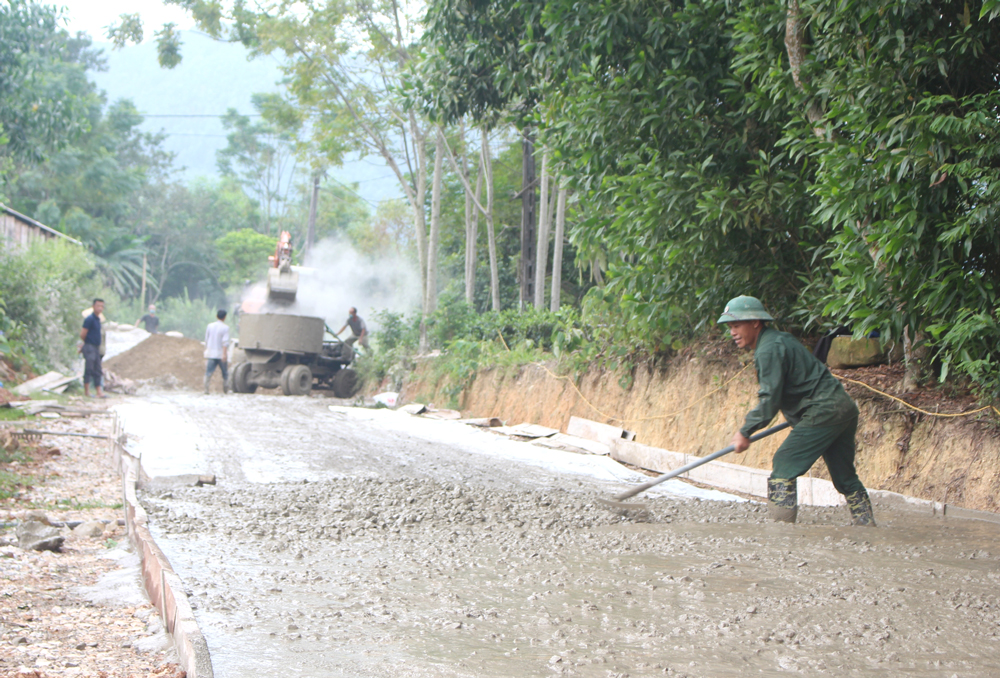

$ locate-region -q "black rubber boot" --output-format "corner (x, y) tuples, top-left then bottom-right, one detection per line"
(203, 374), (211, 395)
(767, 478), (797, 523)
(846, 490), (877, 527)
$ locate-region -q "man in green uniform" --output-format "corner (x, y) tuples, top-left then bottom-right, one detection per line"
(719, 295), (876, 526)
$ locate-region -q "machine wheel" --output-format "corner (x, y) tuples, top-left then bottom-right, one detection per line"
(333, 368), (359, 398)
(279, 365), (295, 395)
(287, 364), (313, 396)
(233, 362), (257, 394)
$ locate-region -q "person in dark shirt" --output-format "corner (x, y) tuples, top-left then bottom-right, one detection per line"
(135, 304), (160, 333)
(79, 298), (106, 398)
(719, 295), (875, 526)
(336, 307), (370, 351)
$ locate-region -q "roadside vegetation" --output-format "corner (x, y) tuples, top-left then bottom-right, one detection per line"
(1, 0), (999, 411)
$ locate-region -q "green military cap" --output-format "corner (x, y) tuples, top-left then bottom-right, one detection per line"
(717, 295), (775, 323)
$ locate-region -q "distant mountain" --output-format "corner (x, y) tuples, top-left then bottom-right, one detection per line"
(89, 31), (400, 205)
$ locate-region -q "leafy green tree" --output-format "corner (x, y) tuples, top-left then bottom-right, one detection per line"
(733, 0), (1000, 391)
(215, 228), (278, 289)
(521, 0), (819, 348)
(217, 94), (303, 235)
(11, 98), (174, 298)
(0, 240), (102, 369)
(0, 1), (101, 193)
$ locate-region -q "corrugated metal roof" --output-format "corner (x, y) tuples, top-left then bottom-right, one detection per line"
(0, 203), (83, 245)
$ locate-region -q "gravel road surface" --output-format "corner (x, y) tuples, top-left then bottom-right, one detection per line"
(118, 392), (1000, 677)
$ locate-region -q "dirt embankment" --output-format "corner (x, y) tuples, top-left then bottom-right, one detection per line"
(104, 334), (206, 391)
(405, 351), (1000, 513)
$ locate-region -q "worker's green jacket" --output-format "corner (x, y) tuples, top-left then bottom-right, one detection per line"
(740, 327), (858, 437)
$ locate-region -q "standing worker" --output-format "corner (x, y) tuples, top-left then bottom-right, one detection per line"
(336, 307), (370, 352)
(204, 309), (230, 395)
(135, 304), (160, 333)
(719, 295), (875, 526)
(79, 298), (106, 398)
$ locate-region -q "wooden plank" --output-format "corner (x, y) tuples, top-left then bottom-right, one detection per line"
(13, 371), (67, 396)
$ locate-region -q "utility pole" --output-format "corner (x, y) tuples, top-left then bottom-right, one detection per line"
(305, 173), (320, 258)
(519, 129), (536, 311)
(140, 254), (147, 309)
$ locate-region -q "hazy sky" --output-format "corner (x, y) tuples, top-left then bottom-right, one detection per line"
(58, 0), (194, 43)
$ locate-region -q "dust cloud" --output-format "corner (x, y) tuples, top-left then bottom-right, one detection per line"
(241, 237), (421, 330)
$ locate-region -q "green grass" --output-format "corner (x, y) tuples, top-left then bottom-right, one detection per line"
(47, 497), (123, 511)
(0, 408), (26, 422)
(0, 446), (31, 464)
(0, 469), (36, 500)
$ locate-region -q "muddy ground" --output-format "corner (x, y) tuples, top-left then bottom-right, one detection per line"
(117, 392), (1000, 677)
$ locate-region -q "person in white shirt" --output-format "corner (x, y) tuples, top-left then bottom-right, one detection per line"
(204, 309), (230, 394)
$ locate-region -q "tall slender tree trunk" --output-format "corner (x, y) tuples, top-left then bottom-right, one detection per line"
(482, 128), (500, 312)
(550, 186), (567, 312)
(534, 151), (552, 309)
(459, 120), (482, 306)
(519, 129), (537, 310)
(426, 131), (445, 315)
(467, 164), (483, 306)
(409, 129), (430, 353)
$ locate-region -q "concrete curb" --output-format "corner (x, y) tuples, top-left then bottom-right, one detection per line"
(612, 438), (1000, 524)
(109, 415), (214, 678)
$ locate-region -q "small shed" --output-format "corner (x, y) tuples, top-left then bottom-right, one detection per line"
(1, 203), (81, 249)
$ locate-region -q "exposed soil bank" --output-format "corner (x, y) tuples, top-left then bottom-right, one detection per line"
(406, 353), (1000, 513)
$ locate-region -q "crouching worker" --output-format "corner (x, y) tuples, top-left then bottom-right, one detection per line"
(718, 296), (875, 526)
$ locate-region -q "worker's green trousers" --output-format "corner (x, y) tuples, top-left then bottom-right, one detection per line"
(770, 415), (866, 496)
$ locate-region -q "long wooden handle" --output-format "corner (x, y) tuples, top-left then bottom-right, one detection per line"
(612, 421), (791, 501)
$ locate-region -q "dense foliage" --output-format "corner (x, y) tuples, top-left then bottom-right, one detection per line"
(4, 0), (999, 403)
(418, 0), (1000, 397)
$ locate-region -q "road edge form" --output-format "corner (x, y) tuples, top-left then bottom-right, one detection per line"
(109, 413), (215, 678)
(612, 437), (1000, 524)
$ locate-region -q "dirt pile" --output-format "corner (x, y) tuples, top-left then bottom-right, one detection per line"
(105, 334), (205, 391)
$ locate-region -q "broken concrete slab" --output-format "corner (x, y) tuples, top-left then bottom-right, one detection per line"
(423, 408), (462, 420)
(459, 417), (503, 428)
(533, 433), (610, 455)
(566, 416), (635, 446)
(400, 403), (428, 415)
(493, 423), (559, 439)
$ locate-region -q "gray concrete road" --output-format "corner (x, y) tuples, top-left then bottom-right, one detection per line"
(118, 392), (1000, 677)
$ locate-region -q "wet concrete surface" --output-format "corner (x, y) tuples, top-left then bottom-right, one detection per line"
(119, 392), (1000, 677)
